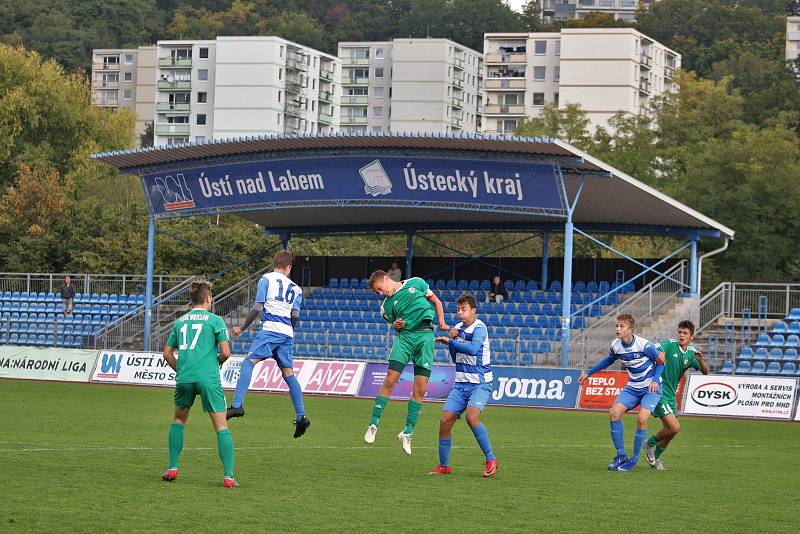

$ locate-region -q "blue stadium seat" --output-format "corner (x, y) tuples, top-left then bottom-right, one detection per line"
(754, 334), (770, 347)
(467, 280), (480, 291)
(784, 334), (800, 348)
(780, 362), (797, 376)
(768, 348), (783, 361)
(525, 280), (538, 291)
(586, 281), (598, 293)
(788, 321), (800, 335)
(456, 279), (468, 290)
(765, 362), (781, 375)
(434, 279), (446, 290)
(513, 280), (526, 291)
(446, 279), (457, 290)
(573, 281), (585, 292)
(751, 361), (767, 375)
(503, 280), (514, 291)
(549, 281), (562, 292)
(328, 277), (339, 288)
(753, 348), (768, 360)
(88, 293), (100, 304)
(2, 290), (11, 300)
(737, 347), (753, 361)
(769, 334), (785, 347)
(736, 360), (751, 374)
(338, 278), (350, 288)
(721, 360), (734, 373)
(769, 321), (788, 335)
(479, 279), (491, 291)
(789, 308), (800, 322)
(783, 348), (799, 362)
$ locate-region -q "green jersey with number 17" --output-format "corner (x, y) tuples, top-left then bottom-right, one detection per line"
(380, 277), (436, 331)
(166, 308), (229, 384)
(655, 339), (701, 403)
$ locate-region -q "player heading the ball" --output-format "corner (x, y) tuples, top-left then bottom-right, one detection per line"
(363, 270), (449, 455)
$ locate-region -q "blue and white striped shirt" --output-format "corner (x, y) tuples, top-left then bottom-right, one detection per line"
(588, 335), (662, 390)
(448, 319), (493, 384)
(255, 272), (302, 338)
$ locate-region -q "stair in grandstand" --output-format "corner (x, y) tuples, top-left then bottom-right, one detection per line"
(93, 275), (199, 350)
(569, 260), (693, 369)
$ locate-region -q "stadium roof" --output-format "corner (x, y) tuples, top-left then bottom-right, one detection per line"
(92, 132), (734, 239)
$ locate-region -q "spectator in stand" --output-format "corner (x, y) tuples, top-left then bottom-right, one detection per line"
(486, 276), (508, 303)
(60, 276), (76, 317)
(387, 261), (403, 282)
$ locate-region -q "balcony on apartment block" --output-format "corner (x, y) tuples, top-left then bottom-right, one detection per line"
(93, 61), (120, 71)
(158, 80), (191, 91)
(155, 124), (190, 135)
(483, 104), (525, 116)
(341, 95), (369, 105)
(156, 102), (190, 114)
(158, 57), (192, 68)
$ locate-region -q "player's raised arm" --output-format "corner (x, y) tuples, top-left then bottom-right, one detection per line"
(234, 277), (268, 336)
(578, 349), (619, 385)
(695, 350), (710, 375)
(426, 290), (449, 331)
(449, 325), (487, 356)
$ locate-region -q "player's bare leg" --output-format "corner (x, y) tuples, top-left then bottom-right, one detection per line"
(365, 369), (401, 443)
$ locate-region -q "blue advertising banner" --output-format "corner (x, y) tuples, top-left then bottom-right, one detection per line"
(489, 367), (581, 408)
(142, 156), (564, 215)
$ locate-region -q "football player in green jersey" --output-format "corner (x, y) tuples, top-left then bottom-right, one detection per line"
(160, 281), (237, 487)
(363, 270), (449, 455)
(645, 320), (708, 470)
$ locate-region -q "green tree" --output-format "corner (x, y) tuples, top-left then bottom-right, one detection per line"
(515, 103), (593, 149)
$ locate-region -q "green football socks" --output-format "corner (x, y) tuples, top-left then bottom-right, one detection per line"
(370, 395), (389, 426)
(167, 422), (184, 469)
(403, 400), (423, 434)
(647, 435), (659, 448)
(216, 428), (235, 478)
(655, 445), (667, 459)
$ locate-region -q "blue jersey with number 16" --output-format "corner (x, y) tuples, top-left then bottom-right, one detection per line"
(256, 271), (302, 338)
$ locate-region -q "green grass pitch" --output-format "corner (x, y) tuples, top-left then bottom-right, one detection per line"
(2, 379), (798, 533)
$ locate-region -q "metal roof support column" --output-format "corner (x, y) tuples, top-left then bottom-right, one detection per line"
(406, 229), (414, 278)
(560, 220), (574, 368)
(557, 166), (585, 369)
(689, 235), (698, 297)
(143, 215), (155, 352)
(541, 230), (550, 290)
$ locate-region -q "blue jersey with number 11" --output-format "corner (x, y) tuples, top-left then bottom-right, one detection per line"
(256, 271), (302, 338)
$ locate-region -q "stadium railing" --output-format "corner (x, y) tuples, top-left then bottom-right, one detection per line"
(568, 260), (689, 369)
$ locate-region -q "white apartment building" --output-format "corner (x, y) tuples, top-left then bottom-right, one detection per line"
(541, 0), (656, 23)
(787, 16), (800, 62)
(94, 36), (340, 147)
(91, 49), (138, 113)
(483, 28), (679, 135)
(338, 38), (483, 134)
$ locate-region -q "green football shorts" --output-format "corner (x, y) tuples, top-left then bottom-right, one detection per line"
(388, 329), (434, 377)
(653, 399), (678, 419)
(174, 381), (227, 413)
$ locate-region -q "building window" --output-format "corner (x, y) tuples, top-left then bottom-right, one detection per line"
(124, 72), (133, 82)
(374, 67), (384, 78)
(124, 54), (133, 65)
(279, 68), (283, 80)
(554, 66), (560, 82)
(198, 69), (208, 81)
(197, 92), (207, 103)
(534, 41), (547, 55)
(197, 114), (206, 125)
(533, 66), (546, 80)
(555, 41), (561, 56)
(195, 136), (205, 142)
(123, 89), (132, 99)
(374, 87), (384, 98)
(280, 46), (285, 57)
(373, 106), (383, 117)
(554, 93), (559, 106)
(533, 92), (545, 106)
(375, 48), (384, 59)
(277, 112), (281, 125)
(277, 91), (282, 103)
(312, 101), (316, 112)
(199, 47), (209, 59)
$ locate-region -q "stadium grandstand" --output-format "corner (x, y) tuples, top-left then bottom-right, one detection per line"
(85, 132), (743, 370)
